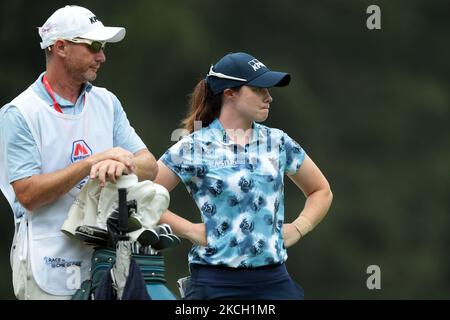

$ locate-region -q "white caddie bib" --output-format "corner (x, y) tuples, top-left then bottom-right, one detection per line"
(0, 85), (114, 295)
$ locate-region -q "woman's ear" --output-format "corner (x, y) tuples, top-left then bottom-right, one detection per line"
(223, 89), (233, 97)
(223, 88), (236, 99)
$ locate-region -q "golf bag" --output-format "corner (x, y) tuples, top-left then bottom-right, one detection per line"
(71, 184), (179, 300)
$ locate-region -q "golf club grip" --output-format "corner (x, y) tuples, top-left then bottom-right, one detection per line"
(118, 188), (128, 234)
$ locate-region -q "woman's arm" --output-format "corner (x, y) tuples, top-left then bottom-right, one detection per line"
(283, 155), (333, 247)
(154, 160), (207, 246)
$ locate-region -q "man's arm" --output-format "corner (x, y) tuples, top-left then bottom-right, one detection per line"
(12, 147), (143, 212)
(130, 148), (158, 181)
(89, 148), (158, 186)
(107, 94), (158, 181)
(12, 159), (92, 211)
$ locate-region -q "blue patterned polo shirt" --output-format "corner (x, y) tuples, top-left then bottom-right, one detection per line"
(160, 118), (305, 268)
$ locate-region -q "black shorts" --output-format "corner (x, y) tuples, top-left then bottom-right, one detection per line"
(183, 263), (304, 300)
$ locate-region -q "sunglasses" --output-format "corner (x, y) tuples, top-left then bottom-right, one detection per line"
(66, 38), (106, 53)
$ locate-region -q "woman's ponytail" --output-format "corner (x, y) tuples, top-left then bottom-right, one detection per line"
(181, 79), (222, 133)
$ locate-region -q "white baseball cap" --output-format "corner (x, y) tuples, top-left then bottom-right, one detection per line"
(38, 5), (126, 49)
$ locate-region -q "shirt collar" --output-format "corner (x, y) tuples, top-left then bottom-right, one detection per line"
(35, 72), (92, 108)
(208, 118), (260, 145)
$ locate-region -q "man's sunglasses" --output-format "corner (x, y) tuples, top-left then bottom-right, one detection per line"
(66, 38), (106, 53)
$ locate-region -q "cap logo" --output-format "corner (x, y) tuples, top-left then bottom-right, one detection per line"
(89, 16), (100, 24)
(248, 59), (266, 71)
(39, 23), (54, 37)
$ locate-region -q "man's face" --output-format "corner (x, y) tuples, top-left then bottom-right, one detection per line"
(63, 40), (106, 83)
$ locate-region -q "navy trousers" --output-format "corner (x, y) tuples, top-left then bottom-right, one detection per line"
(183, 263), (304, 300)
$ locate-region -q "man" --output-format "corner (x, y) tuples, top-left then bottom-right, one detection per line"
(0, 5), (158, 300)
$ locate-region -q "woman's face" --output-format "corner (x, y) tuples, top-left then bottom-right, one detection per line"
(233, 86), (273, 122)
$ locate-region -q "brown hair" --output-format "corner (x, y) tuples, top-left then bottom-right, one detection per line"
(181, 79), (223, 133)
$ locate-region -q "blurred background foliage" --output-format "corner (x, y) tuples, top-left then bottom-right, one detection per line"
(0, 0), (449, 299)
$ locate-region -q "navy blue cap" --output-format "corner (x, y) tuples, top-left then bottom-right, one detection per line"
(206, 52), (291, 95)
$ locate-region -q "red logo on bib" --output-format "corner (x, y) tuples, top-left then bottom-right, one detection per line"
(71, 140), (92, 163)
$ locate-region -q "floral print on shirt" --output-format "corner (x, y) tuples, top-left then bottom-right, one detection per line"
(160, 119), (305, 268)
